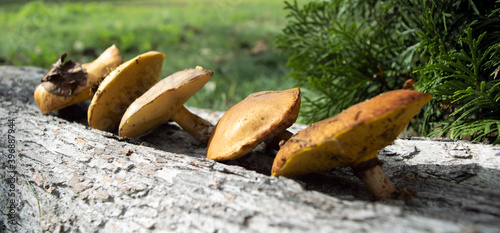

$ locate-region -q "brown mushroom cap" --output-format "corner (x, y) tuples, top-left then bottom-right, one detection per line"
(88, 51), (165, 131)
(272, 89), (431, 177)
(118, 67), (214, 141)
(34, 45), (123, 114)
(206, 88), (301, 161)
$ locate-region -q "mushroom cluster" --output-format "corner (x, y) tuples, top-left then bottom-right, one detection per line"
(35, 47), (431, 200)
(35, 48), (216, 145)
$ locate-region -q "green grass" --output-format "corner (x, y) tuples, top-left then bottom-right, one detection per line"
(23, 174), (44, 232)
(0, 0), (305, 111)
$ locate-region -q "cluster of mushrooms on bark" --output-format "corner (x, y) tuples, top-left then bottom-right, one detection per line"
(34, 46), (431, 200)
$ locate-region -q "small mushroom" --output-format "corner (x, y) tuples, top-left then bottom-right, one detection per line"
(34, 45), (123, 114)
(206, 88), (301, 161)
(119, 66), (214, 144)
(271, 89), (432, 200)
(88, 51), (165, 131)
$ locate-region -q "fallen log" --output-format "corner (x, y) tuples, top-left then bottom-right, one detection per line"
(1, 66), (499, 232)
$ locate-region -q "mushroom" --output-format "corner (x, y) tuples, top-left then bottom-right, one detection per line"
(119, 66), (214, 144)
(34, 45), (123, 114)
(271, 89), (432, 200)
(88, 51), (165, 131)
(206, 88), (301, 161)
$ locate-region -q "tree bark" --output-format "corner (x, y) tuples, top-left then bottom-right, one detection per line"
(1, 66), (500, 232)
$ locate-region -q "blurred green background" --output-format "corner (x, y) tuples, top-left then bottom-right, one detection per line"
(0, 0), (306, 113)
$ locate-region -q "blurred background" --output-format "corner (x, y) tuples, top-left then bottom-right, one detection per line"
(0, 0), (306, 112)
(3, 0), (499, 143)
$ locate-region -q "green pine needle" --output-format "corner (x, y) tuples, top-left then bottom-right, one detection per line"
(417, 27), (500, 143)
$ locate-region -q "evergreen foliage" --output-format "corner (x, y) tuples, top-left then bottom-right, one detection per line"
(276, 0), (417, 122)
(277, 0), (500, 144)
(411, 0), (500, 143)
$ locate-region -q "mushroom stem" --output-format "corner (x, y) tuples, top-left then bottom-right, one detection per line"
(171, 106), (214, 145)
(265, 130), (294, 150)
(350, 157), (397, 200)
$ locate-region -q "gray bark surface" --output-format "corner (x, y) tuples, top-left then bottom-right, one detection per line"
(1, 66), (499, 232)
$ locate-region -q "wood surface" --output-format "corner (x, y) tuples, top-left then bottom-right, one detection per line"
(1, 66), (499, 232)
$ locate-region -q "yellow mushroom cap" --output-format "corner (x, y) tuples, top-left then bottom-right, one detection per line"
(272, 89), (432, 177)
(207, 88), (301, 161)
(34, 45), (123, 114)
(88, 51), (165, 131)
(118, 67), (214, 138)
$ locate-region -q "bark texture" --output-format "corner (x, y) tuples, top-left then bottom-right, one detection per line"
(1, 66), (500, 232)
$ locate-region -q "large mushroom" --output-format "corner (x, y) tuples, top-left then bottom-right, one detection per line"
(119, 66), (214, 144)
(271, 89), (432, 200)
(207, 88), (301, 161)
(34, 45), (123, 114)
(88, 51), (165, 131)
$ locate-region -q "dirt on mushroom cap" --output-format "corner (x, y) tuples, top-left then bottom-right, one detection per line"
(39, 53), (87, 97)
(272, 89), (432, 177)
(206, 88), (301, 161)
(34, 45), (123, 114)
